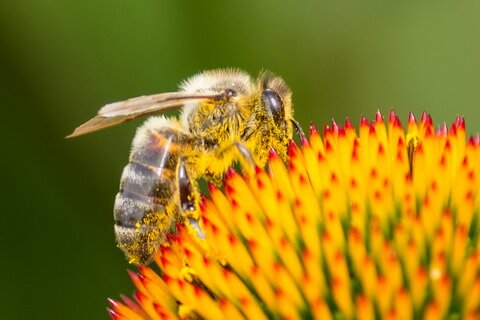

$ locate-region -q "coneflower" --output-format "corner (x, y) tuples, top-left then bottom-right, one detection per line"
(108, 111), (480, 320)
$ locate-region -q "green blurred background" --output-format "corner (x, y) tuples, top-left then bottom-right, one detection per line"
(1, 1), (480, 319)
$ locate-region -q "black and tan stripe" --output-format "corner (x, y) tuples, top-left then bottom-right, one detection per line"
(113, 126), (193, 264)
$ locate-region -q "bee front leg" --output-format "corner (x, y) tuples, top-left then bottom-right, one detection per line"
(202, 142), (256, 186)
(234, 142), (255, 174)
(177, 158), (205, 238)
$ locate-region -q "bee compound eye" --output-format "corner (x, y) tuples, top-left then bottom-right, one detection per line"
(262, 89), (285, 124)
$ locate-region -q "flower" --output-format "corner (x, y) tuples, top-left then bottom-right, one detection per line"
(108, 111), (480, 320)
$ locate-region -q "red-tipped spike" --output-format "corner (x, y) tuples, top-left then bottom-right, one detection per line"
(207, 182), (217, 194)
(201, 214), (210, 226)
(353, 138), (360, 149)
(301, 134), (309, 146)
(166, 232), (179, 245)
(375, 110), (384, 124)
(248, 239), (257, 250)
(269, 147), (279, 159)
(225, 167), (236, 180)
(439, 154), (447, 167)
(420, 111), (428, 124)
(425, 113), (433, 127)
(137, 272), (147, 284)
(193, 284), (203, 297)
(134, 291), (147, 304)
(325, 139), (333, 152)
(184, 247), (193, 258)
(120, 294), (141, 311)
(127, 269), (138, 282)
(369, 122), (376, 134)
(199, 194), (207, 206)
(276, 190), (283, 201)
(160, 245), (170, 255)
(225, 184), (235, 195)
(317, 151), (325, 161)
(408, 112), (417, 125)
(330, 172), (339, 184)
(425, 125), (434, 137)
(468, 135), (475, 146)
(202, 255), (211, 267)
(345, 117), (353, 130)
(245, 212), (254, 224)
(394, 115), (402, 128)
(107, 308), (121, 320)
(162, 273), (171, 283)
(124, 297), (146, 318)
(107, 298), (120, 309)
(445, 139), (452, 151)
(416, 143), (424, 154)
(137, 265), (148, 275)
(396, 150), (403, 162)
(176, 278), (185, 290)
(176, 222), (186, 233)
(450, 121), (458, 136)
(378, 144), (385, 155)
(360, 115), (369, 128)
(309, 122), (318, 136)
(351, 148), (359, 161)
(454, 115), (462, 128)
(228, 234), (237, 245)
(288, 139), (299, 158)
(350, 227), (361, 242)
(324, 124), (332, 137)
(289, 161), (296, 174)
(153, 303), (167, 318)
(436, 122), (447, 137)
(332, 119), (339, 134)
(389, 109), (397, 124)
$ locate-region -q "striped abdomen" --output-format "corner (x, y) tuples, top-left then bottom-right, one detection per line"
(113, 120), (190, 265)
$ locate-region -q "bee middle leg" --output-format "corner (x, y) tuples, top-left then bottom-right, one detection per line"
(233, 142), (255, 172)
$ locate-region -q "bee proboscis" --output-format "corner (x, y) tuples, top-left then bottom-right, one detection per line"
(69, 69), (297, 264)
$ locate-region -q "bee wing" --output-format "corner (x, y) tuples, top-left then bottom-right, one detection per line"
(66, 91), (223, 138)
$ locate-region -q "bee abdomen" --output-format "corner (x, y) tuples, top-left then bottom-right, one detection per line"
(113, 119), (192, 264)
(119, 161), (175, 205)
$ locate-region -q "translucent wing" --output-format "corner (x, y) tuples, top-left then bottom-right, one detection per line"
(67, 91), (224, 138)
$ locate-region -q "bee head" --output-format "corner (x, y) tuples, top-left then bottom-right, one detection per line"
(259, 72), (294, 160)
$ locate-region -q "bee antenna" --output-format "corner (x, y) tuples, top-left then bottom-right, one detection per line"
(290, 118), (306, 140)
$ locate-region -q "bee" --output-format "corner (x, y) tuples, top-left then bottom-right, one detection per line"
(68, 69), (299, 265)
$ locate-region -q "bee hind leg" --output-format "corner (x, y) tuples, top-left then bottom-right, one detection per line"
(178, 157), (196, 213)
(177, 157), (205, 239)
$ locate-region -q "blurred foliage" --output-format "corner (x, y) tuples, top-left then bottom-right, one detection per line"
(1, 1), (480, 319)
